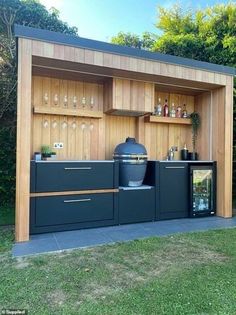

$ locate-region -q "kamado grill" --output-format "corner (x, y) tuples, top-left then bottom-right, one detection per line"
(113, 137), (148, 187)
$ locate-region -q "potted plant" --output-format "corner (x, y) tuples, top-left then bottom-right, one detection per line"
(189, 112), (200, 160)
(50, 151), (57, 160)
(41, 145), (52, 160)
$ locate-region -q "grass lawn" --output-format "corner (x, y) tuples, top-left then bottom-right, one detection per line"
(1, 227), (236, 315)
(0, 205), (15, 225)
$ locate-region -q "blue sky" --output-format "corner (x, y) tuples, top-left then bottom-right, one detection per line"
(40, 0), (231, 41)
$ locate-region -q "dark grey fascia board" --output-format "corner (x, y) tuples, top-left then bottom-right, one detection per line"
(14, 24), (236, 76)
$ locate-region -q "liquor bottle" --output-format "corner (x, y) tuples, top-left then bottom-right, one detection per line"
(163, 99), (169, 117)
(170, 103), (176, 117)
(156, 98), (162, 116)
(176, 104), (182, 118)
(182, 104), (188, 118)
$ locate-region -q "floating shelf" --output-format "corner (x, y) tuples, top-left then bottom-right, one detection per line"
(145, 115), (191, 125)
(33, 106), (104, 119)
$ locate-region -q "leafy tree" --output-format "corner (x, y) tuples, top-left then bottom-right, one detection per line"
(153, 3), (236, 67)
(0, 0), (78, 206)
(111, 31), (155, 50)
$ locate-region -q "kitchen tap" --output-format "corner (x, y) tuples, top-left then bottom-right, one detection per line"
(167, 146), (178, 160)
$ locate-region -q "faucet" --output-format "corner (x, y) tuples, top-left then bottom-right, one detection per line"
(167, 146), (178, 160)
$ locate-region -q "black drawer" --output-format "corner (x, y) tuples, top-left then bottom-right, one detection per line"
(34, 162), (115, 192)
(119, 186), (155, 224)
(30, 193), (118, 233)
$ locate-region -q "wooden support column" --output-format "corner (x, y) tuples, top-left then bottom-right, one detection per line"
(211, 80), (233, 217)
(223, 77), (234, 217)
(15, 38), (32, 242)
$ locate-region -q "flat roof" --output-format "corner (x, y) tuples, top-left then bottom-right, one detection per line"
(14, 24), (236, 76)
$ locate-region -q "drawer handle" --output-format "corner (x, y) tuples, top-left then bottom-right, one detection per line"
(64, 198), (91, 203)
(165, 166), (185, 169)
(64, 167), (92, 170)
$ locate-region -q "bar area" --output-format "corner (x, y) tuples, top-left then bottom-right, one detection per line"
(14, 25), (235, 242)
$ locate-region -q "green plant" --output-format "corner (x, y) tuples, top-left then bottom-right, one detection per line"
(41, 145), (51, 157)
(190, 112), (200, 153)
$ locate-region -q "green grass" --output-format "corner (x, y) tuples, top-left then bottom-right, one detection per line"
(0, 205), (15, 225)
(1, 227), (236, 315)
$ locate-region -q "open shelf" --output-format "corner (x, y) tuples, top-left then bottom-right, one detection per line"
(34, 106), (104, 119)
(145, 115), (191, 125)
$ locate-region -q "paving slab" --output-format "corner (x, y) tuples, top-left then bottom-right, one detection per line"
(12, 216), (236, 257)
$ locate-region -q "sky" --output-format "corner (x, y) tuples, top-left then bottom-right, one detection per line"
(40, 0), (232, 42)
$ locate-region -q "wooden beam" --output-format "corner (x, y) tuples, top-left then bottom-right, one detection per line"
(15, 39), (32, 242)
(30, 189), (119, 197)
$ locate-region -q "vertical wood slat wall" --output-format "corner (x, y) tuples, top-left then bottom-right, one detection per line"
(15, 37), (234, 241)
(32, 76), (195, 160)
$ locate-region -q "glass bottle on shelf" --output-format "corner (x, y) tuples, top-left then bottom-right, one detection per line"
(182, 104), (188, 118)
(163, 99), (169, 117)
(170, 103), (176, 118)
(176, 104), (182, 118)
(155, 98), (162, 117)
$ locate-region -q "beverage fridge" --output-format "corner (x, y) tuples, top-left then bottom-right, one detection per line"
(190, 163), (216, 217)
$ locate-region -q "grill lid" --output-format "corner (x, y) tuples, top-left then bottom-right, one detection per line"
(113, 137), (147, 159)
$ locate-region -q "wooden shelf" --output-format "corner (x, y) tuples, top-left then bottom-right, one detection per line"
(145, 115), (191, 125)
(33, 106), (103, 119)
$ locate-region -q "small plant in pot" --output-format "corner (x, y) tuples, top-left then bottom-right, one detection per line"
(189, 112), (200, 160)
(41, 145), (52, 160)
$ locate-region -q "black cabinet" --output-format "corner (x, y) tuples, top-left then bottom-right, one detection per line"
(30, 160), (119, 234)
(158, 162), (189, 220)
(30, 193), (118, 234)
(31, 161), (117, 193)
(118, 186), (155, 224)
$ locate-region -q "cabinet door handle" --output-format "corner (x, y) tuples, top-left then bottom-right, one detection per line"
(64, 167), (92, 170)
(165, 166), (185, 169)
(64, 198), (91, 203)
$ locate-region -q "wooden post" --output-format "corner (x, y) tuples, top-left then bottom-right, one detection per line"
(15, 39), (32, 242)
(212, 82), (233, 217)
(223, 78), (234, 217)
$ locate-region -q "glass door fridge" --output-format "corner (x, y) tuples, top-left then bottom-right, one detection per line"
(190, 164), (216, 217)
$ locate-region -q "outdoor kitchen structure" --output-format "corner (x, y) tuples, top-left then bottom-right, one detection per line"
(15, 25), (235, 242)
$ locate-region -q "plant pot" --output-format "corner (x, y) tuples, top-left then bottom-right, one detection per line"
(42, 153), (51, 160)
(188, 152), (198, 161)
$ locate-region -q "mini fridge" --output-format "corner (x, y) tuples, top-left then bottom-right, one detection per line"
(190, 163), (216, 217)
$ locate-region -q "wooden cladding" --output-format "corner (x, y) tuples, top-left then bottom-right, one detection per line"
(32, 114), (103, 160)
(104, 78), (154, 115)
(31, 39), (228, 86)
(31, 75), (197, 161)
(32, 76), (103, 111)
